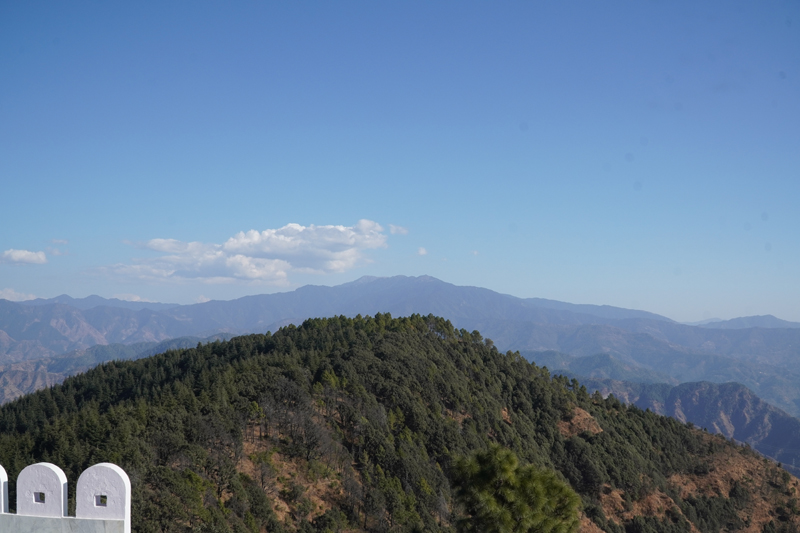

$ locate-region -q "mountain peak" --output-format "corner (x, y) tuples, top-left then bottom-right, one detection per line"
(350, 275), (381, 284)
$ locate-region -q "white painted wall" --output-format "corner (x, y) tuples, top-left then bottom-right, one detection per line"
(16, 463), (68, 518)
(76, 463), (131, 533)
(0, 514), (125, 532)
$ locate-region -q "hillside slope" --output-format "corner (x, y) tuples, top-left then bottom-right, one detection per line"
(0, 315), (797, 533)
(569, 377), (800, 475)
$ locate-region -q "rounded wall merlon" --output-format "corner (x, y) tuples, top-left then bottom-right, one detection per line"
(76, 462), (131, 528)
(16, 463), (68, 518)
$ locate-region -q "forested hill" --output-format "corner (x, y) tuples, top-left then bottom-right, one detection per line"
(0, 315), (797, 533)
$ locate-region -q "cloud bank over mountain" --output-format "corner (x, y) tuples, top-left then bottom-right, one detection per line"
(0, 288), (37, 301)
(108, 220), (388, 285)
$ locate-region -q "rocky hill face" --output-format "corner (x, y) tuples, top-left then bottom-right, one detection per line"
(0, 315), (798, 533)
(0, 299), (195, 361)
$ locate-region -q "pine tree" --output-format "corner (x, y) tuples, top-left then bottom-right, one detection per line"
(453, 444), (581, 533)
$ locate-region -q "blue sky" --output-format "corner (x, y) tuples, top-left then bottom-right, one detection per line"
(1, 1), (798, 322)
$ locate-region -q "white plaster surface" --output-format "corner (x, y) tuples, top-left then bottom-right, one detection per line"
(16, 462), (68, 518)
(0, 464), (7, 513)
(0, 514), (124, 532)
(76, 463), (131, 533)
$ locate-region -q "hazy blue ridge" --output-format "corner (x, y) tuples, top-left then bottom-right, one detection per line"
(698, 315), (800, 330)
(18, 294), (180, 312)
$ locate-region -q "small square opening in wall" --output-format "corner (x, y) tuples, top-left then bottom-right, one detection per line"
(34, 492), (46, 504)
(96, 494), (108, 507)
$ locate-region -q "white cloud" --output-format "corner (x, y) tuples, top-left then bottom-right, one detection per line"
(0, 288), (37, 301)
(196, 295), (211, 303)
(222, 219), (386, 272)
(1, 249), (47, 264)
(109, 220), (388, 285)
(389, 224), (409, 235)
(418, 247), (428, 256)
(52, 239), (69, 245)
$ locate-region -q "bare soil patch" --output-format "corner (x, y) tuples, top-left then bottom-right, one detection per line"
(559, 407), (603, 438)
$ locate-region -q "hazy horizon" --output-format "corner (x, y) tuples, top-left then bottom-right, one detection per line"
(6, 273), (798, 326)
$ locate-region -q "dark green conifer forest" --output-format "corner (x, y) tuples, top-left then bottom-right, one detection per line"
(0, 314), (793, 532)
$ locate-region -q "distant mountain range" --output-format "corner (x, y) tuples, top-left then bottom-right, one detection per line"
(3, 276), (800, 402)
(4, 275), (800, 459)
(2, 275), (677, 361)
(20, 294), (180, 312)
(697, 314), (800, 330)
(5, 275), (798, 360)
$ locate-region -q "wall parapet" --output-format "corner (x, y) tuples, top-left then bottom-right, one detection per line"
(0, 462), (130, 533)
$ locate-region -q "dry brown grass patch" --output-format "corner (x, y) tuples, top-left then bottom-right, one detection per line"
(238, 438), (344, 525)
(558, 407), (603, 438)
